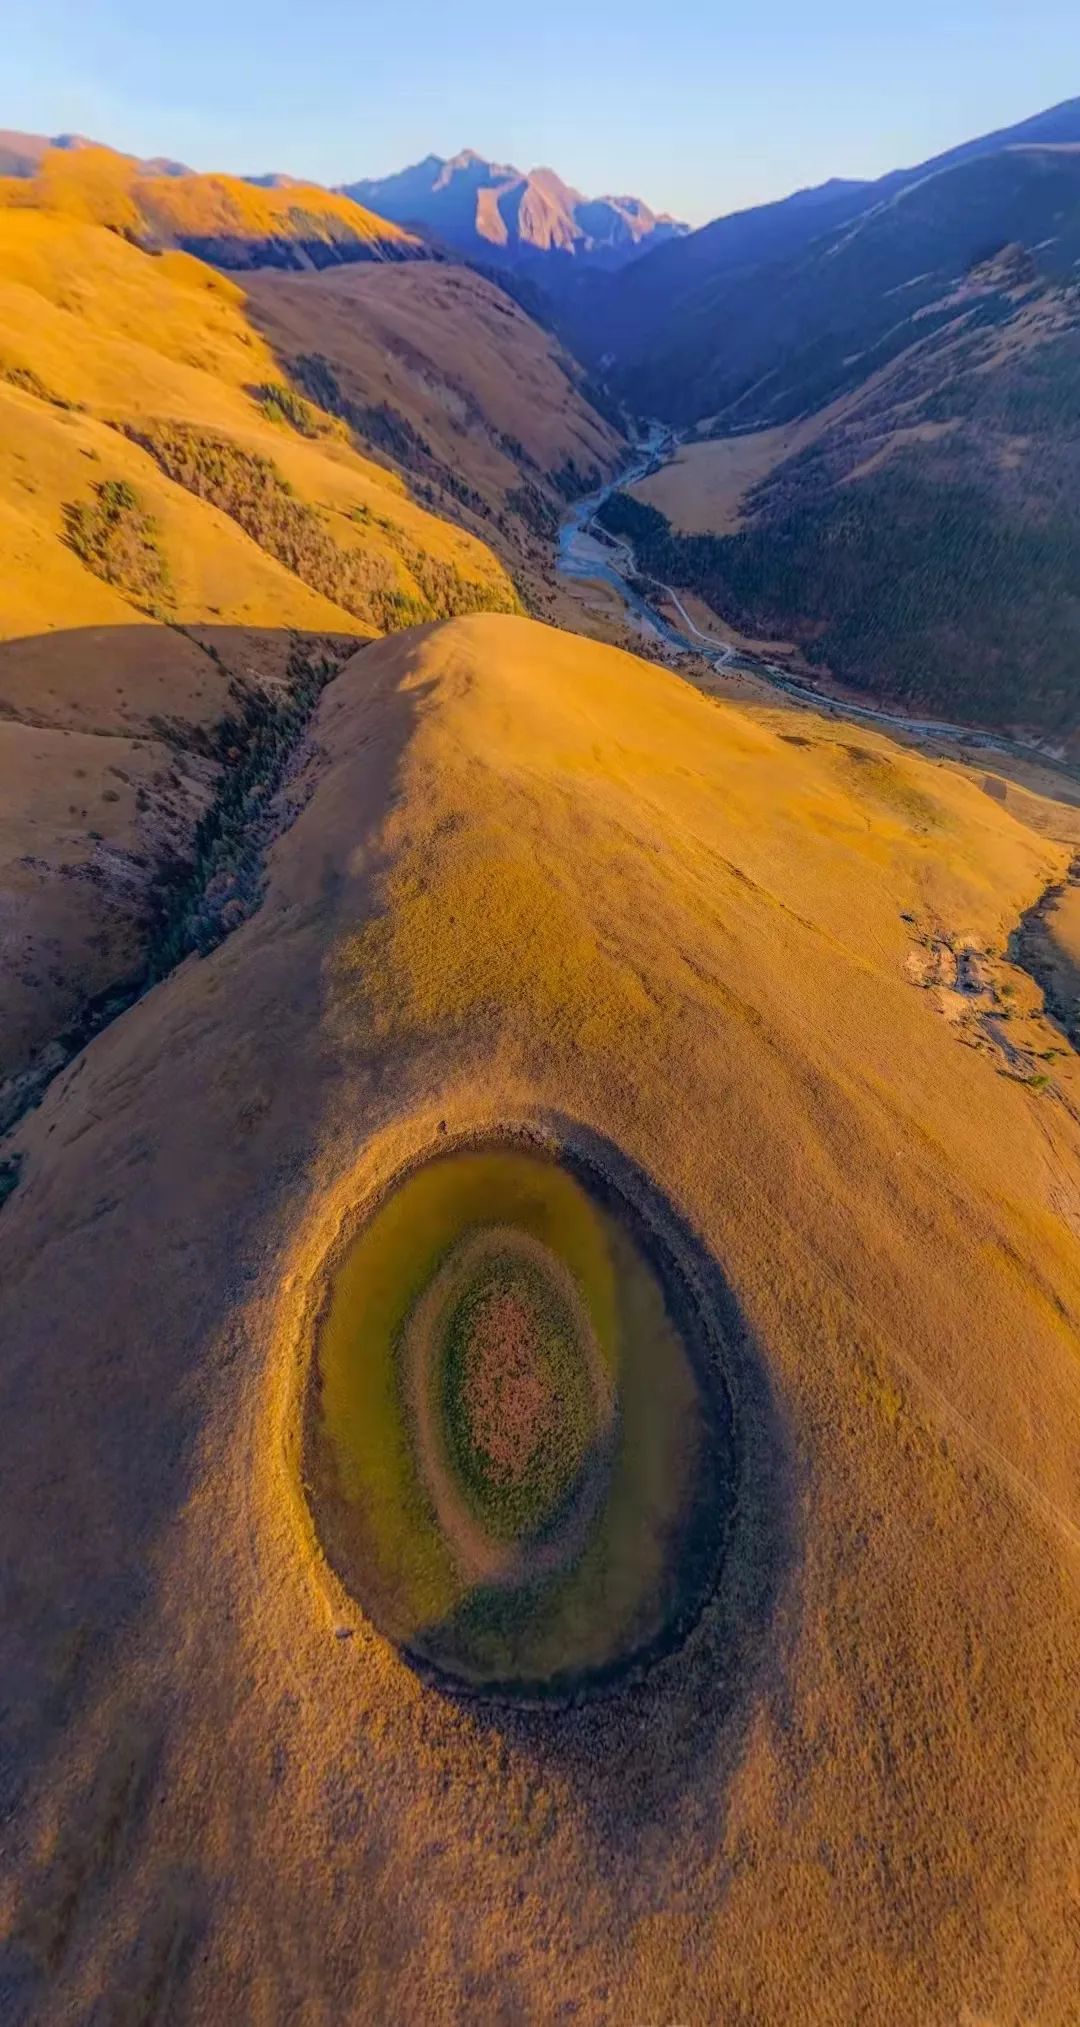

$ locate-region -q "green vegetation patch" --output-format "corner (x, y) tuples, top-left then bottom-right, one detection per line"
(123, 419), (518, 630)
(63, 477), (173, 615)
(435, 1245), (598, 1541)
(122, 419), (417, 630)
(598, 457), (1080, 734)
(250, 380), (323, 437)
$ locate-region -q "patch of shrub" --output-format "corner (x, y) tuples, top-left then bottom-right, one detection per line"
(122, 421), (419, 630)
(290, 353), (491, 521)
(506, 482), (559, 539)
(549, 457), (600, 502)
(290, 353), (433, 466)
(250, 381), (322, 436)
(0, 353), (76, 409)
(147, 644), (339, 973)
(63, 478), (173, 614)
(0, 1151), (24, 1211)
(124, 419), (518, 627)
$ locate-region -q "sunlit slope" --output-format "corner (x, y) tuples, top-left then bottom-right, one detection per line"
(3, 616), (1078, 2021)
(0, 206), (517, 1112)
(246, 259), (624, 588)
(0, 139), (425, 268)
(0, 207), (512, 621)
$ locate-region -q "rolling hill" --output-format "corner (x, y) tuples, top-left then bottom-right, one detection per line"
(244, 259), (624, 591)
(1, 612), (1078, 2019)
(342, 149), (686, 270)
(0, 133), (427, 269)
(0, 129), (628, 1136)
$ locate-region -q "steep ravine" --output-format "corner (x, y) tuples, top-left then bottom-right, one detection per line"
(0, 636), (353, 1187)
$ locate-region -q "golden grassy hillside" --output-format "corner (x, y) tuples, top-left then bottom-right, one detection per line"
(2, 615), (1077, 2020)
(0, 202), (518, 1122)
(0, 139), (424, 267)
(246, 259), (624, 588)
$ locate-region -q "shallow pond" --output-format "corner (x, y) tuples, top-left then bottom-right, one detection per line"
(305, 1139), (735, 1698)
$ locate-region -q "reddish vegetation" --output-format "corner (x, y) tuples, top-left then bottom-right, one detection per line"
(460, 1285), (560, 1483)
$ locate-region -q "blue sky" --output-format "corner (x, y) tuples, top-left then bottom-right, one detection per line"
(5, 1), (1080, 225)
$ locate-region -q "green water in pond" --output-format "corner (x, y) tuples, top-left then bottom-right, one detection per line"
(307, 1143), (726, 1694)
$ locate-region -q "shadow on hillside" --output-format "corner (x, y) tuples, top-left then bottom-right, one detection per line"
(0, 619), (369, 1135)
(0, 617), (420, 1854)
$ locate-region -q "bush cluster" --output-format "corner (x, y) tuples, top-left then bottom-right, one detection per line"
(147, 646), (338, 975)
(0, 355), (76, 408)
(63, 478), (173, 614)
(124, 420), (517, 628)
(123, 421), (422, 630)
(250, 381), (322, 437)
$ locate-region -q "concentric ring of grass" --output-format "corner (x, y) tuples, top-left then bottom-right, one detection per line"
(402, 1226), (615, 1582)
(437, 1250), (596, 1541)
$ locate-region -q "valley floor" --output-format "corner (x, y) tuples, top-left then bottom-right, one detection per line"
(557, 432), (1080, 785)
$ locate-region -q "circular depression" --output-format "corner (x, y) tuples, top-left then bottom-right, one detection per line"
(303, 1132), (738, 1699)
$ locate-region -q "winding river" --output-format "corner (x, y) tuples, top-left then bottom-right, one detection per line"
(557, 433), (1076, 777)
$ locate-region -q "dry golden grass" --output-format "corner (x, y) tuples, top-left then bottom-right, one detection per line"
(245, 259), (624, 587)
(0, 140), (422, 262)
(628, 421), (819, 532)
(247, 263), (620, 490)
(0, 204), (517, 1106)
(2, 614), (1078, 2020)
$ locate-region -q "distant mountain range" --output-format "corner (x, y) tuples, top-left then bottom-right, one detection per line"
(340, 150), (688, 270)
(568, 95), (1080, 421)
(0, 132), (685, 277)
(576, 95), (1080, 739)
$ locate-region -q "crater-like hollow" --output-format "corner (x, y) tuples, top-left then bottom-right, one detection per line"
(303, 1129), (742, 1701)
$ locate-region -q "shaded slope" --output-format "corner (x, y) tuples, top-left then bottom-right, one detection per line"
(611, 253), (1080, 737)
(245, 259), (625, 590)
(610, 143), (1080, 424)
(576, 97), (1080, 422)
(1, 615), (1078, 2020)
